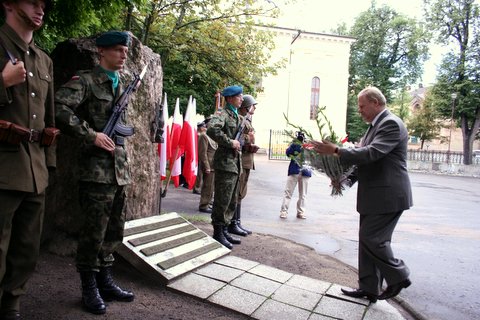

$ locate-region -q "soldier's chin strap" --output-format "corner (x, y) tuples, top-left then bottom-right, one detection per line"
(16, 7), (44, 31)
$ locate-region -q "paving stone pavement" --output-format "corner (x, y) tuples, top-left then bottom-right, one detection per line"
(168, 255), (406, 320)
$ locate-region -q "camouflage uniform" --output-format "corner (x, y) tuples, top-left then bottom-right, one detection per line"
(207, 106), (242, 226)
(55, 66), (131, 271)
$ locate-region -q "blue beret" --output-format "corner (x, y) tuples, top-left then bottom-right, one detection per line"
(221, 85), (243, 97)
(96, 31), (131, 47)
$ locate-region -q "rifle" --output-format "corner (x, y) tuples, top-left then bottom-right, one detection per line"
(102, 65), (148, 145)
(150, 98), (164, 143)
(234, 105), (254, 149)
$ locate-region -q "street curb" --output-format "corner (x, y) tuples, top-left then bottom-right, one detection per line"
(394, 295), (430, 320)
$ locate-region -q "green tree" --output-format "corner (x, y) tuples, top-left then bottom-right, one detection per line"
(425, 0), (480, 164)
(407, 91), (442, 149)
(37, 0), (145, 51)
(125, 0), (283, 116)
(348, 2), (431, 102)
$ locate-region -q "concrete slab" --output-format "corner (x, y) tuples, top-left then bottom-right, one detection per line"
(194, 263), (245, 283)
(118, 212), (230, 283)
(308, 313), (339, 320)
(251, 299), (311, 320)
(208, 284), (266, 316)
(285, 274), (332, 294)
(215, 255), (260, 271)
(167, 273), (225, 299)
(271, 284), (322, 310)
(313, 295), (366, 320)
(248, 264), (293, 283)
(230, 272), (283, 297)
(364, 300), (406, 320)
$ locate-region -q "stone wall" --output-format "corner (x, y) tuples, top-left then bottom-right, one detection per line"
(44, 35), (163, 252)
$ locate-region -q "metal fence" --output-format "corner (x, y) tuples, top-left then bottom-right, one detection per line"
(268, 129), (480, 165)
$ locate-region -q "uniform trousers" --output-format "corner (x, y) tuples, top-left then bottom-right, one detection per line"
(199, 171), (214, 210)
(358, 211), (410, 295)
(280, 174), (309, 215)
(76, 182), (126, 272)
(238, 168), (250, 203)
(0, 189), (45, 312)
(211, 170), (239, 226)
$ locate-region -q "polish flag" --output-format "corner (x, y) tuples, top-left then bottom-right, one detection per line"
(179, 96), (198, 189)
(169, 98), (183, 187)
(157, 93), (169, 180)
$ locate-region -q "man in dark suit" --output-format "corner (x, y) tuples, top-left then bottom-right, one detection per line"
(311, 86), (412, 303)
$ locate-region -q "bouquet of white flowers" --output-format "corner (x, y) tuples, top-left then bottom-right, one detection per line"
(284, 107), (354, 196)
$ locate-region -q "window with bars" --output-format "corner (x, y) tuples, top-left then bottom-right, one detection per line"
(310, 77), (320, 120)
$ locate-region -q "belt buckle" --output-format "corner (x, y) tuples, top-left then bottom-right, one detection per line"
(28, 129), (35, 143)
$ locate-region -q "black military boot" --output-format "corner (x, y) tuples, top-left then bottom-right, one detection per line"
(79, 271), (106, 315)
(223, 227), (241, 245)
(213, 225), (233, 249)
(228, 205), (248, 236)
(236, 203), (252, 235)
(97, 267), (135, 302)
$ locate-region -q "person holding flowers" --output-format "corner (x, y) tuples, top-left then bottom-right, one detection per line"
(279, 131), (312, 219)
(310, 86), (413, 303)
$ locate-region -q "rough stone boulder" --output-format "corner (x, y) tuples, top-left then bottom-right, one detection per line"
(45, 34), (163, 253)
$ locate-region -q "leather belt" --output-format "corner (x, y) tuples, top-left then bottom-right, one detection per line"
(25, 129), (42, 143)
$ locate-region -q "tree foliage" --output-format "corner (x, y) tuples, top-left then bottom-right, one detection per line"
(33, 0), (283, 117)
(348, 2), (431, 102)
(425, 0), (480, 164)
(407, 90), (442, 149)
(343, 1), (431, 142)
(123, 0), (283, 116)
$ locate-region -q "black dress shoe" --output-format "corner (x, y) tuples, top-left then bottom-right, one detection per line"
(378, 278), (411, 300)
(199, 207), (212, 213)
(341, 288), (378, 303)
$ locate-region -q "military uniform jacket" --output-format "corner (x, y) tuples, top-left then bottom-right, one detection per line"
(198, 131), (217, 172)
(207, 106), (241, 174)
(55, 66), (131, 186)
(0, 24), (55, 193)
(241, 118), (255, 170)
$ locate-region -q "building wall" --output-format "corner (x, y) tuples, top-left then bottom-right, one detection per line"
(251, 27), (355, 149)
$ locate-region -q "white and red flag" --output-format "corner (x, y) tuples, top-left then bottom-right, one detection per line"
(169, 98), (183, 187)
(179, 96), (198, 189)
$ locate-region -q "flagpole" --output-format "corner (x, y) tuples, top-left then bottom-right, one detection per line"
(161, 144), (181, 198)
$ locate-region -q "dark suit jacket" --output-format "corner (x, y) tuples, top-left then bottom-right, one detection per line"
(339, 110), (413, 215)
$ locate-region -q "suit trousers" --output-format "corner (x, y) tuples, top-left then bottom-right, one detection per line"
(211, 170), (239, 226)
(358, 211), (410, 294)
(0, 189), (45, 312)
(280, 174), (309, 215)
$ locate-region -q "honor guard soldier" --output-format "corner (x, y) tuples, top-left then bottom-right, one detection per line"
(207, 85), (244, 249)
(0, 1), (56, 319)
(55, 31), (135, 315)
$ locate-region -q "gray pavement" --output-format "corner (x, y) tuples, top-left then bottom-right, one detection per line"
(168, 255), (405, 320)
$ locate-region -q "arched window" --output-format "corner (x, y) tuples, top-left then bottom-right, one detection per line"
(310, 77), (320, 120)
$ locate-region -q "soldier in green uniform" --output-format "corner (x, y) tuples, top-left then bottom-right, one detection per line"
(228, 94), (259, 236)
(207, 85), (244, 249)
(55, 31), (134, 315)
(0, 1), (55, 319)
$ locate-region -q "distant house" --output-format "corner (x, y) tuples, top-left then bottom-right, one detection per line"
(249, 26), (355, 150)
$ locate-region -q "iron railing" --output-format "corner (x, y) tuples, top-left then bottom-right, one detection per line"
(268, 129), (480, 165)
